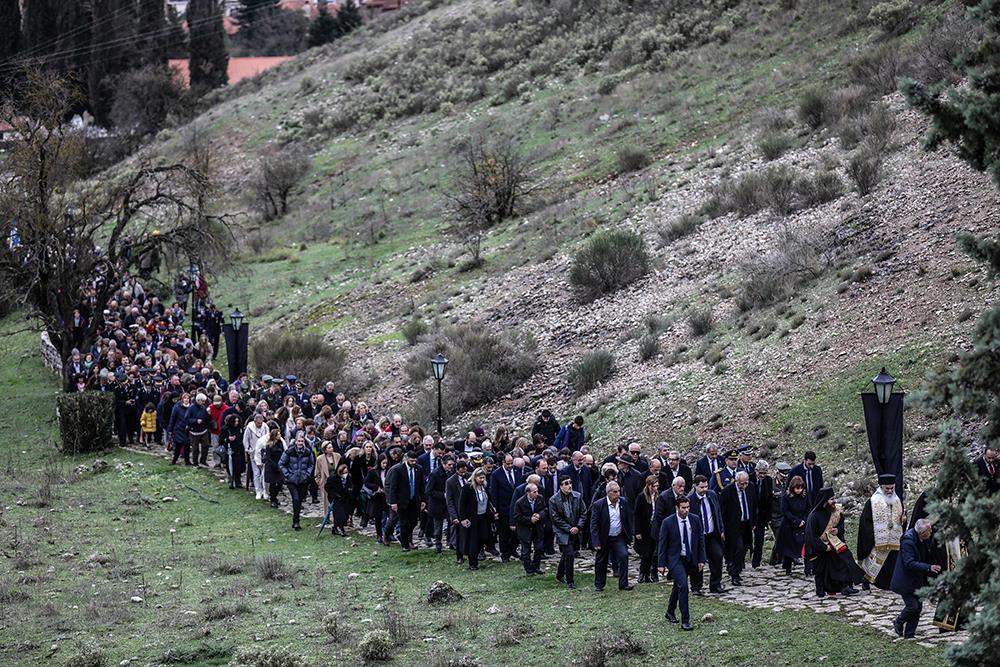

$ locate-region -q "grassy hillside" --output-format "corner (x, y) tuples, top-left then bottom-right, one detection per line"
(0, 322), (946, 667)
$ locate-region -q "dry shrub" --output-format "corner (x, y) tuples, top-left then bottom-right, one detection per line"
(617, 146), (651, 173)
(757, 130), (794, 160)
(203, 600), (251, 621)
(569, 229), (651, 302)
(850, 43), (909, 96)
(252, 333), (359, 394)
(846, 149), (884, 196)
(656, 213), (702, 246)
(572, 350), (614, 396)
(638, 335), (660, 362)
(358, 630), (393, 661)
(254, 554), (289, 582)
(688, 308), (715, 337)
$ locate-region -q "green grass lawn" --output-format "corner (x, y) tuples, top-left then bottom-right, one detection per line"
(0, 322), (946, 667)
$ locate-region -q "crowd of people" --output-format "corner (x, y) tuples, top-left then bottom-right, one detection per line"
(62, 274), (999, 636)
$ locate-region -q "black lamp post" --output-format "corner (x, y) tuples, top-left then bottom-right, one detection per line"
(872, 366), (895, 477)
(189, 264), (199, 338)
(431, 353), (448, 435)
(223, 308), (249, 381)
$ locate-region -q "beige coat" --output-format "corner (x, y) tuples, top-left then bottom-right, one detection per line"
(315, 452), (342, 509)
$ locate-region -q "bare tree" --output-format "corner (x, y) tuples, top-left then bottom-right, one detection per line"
(0, 70), (237, 357)
(445, 133), (536, 267)
(252, 150), (310, 221)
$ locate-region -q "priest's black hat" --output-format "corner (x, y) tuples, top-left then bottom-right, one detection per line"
(878, 473), (896, 485)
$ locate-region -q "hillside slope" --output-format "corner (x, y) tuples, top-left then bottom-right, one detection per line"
(131, 0), (996, 500)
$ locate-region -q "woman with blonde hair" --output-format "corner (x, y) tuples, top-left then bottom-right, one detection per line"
(459, 467), (497, 570)
(314, 441), (342, 512)
(634, 474), (660, 583)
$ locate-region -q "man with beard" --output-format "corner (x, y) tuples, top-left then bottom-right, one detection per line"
(857, 473), (906, 591)
(806, 487), (864, 597)
(446, 459), (470, 564)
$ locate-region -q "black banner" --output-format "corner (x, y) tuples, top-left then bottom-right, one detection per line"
(861, 392), (905, 499)
(222, 323), (249, 381)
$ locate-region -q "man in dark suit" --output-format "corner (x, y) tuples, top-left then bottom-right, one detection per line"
(736, 445), (757, 483)
(590, 482), (634, 592)
(710, 449), (740, 493)
(531, 409), (560, 447)
(751, 461), (774, 568)
(445, 459), (469, 564)
(653, 476), (689, 529)
(385, 450), (425, 552)
(976, 445), (999, 495)
(512, 482), (548, 575)
(890, 519), (941, 638)
(720, 471), (756, 586)
(616, 453), (644, 505)
(564, 451), (594, 504)
(663, 449), (693, 492)
(489, 454), (522, 562)
(627, 442), (650, 474)
(695, 443), (722, 482)
(416, 439), (444, 478)
(533, 459), (557, 555)
(658, 496), (706, 631)
(789, 451), (823, 507)
(687, 474), (725, 594)
(425, 455), (454, 553)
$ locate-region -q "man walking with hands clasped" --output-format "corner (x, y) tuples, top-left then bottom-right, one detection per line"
(658, 496), (706, 631)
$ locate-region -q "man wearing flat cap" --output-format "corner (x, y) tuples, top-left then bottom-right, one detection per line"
(857, 473), (906, 590)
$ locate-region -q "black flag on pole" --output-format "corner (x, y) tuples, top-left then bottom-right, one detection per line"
(861, 392), (905, 499)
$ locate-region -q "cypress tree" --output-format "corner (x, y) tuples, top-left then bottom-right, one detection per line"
(904, 2), (1000, 664)
(136, 0), (167, 67)
(336, 0), (363, 35)
(307, 2), (341, 48)
(188, 0), (228, 91)
(236, 0), (278, 45)
(0, 0), (21, 62)
(21, 0), (59, 56)
(88, 0), (137, 125)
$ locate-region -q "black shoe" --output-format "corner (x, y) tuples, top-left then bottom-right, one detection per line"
(709, 586), (725, 594)
(468, 565), (479, 571)
(637, 575), (649, 584)
(487, 548), (500, 557)
(893, 620), (904, 638)
(650, 574), (659, 583)
(842, 587), (858, 596)
(456, 558), (464, 565)
(293, 523), (301, 531)
(401, 547), (410, 553)
(595, 587), (605, 592)
(270, 501), (279, 508)
(862, 581), (871, 591)
(556, 576), (566, 584)
(619, 584), (634, 591)
(534, 569), (545, 576)
(681, 623), (693, 631)
(525, 570), (536, 576)
(731, 576), (743, 586)
(692, 588), (705, 596)
(435, 546), (442, 554)
(665, 611), (678, 624)
(567, 583), (576, 590)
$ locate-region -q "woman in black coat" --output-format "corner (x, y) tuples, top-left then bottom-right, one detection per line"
(775, 475), (810, 575)
(363, 455), (390, 544)
(458, 467), (497, 570)
(324, 462), (353, 536)
(351, 442), (379, 526)
(633, 475), (660, 583)
(219, 413), (244, 489)
(263, 425), (286, 508)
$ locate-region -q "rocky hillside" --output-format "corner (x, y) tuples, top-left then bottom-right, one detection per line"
(129, 0), (996, 501)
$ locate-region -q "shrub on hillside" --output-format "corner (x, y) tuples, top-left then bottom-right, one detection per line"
(837, 102), (896, 152)
(795, 170), (844, 208)
(251, 150), (310, 222)
(656, 213), (702, 246)
(846, 149), (884, 196)
(826, 85), (872, 127)
(254, 554), (289, 581)
(401, 317), (428, 346)
(757, 130), (794, 160)
(638, 335), (660, 362)
(798, 88), (828, 129)
(735, 226), (841, 311)
(358, 630), (393, 662)
(406, 324), (536, 422)
(850, 43), (908, 96)
(229, 644), (310, 667)
(569, 230), (651, 302)
(64, 643), (107, 667)
(688, 307), (715, 337)
(252, 333), (357, 393)
(705, 165), (845, 219)
(868, 0), (915, 34)
(57, 392), (114, 455)
(617, 146), (651, 173)
(572, 350), (614, 396)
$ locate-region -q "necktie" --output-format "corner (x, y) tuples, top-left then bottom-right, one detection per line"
(541, 477), (545, 494)
(529, 499), (535, 512)
(508, 470), (514, 487)
(408, 466), (415, 499)
(806, 470), (813, 495)
(740, 490), (748, 522)
(701, 496), (712, 534)
(989, 462), (995, 478)
(681, 519), (690, 557)
(431, 456), (436, 472)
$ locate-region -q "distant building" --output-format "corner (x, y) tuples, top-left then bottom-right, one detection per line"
(168, 56), (294, 87)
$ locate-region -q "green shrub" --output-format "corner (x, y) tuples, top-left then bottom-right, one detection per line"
(203, 600), (251, 621)
(795, 170), (844, 208)
(868, 0), (914, 34)
(616, 146), (651, 173)
(64, 643), (108, 667)
(826, 85), (873, 127)
(229, 644), (310, 667)
(569, 230), (651, 302)
(736, 259), (792, 311)
(254, 554), (289, 581)
(572, 350), (615, 396)
(798, 88), (828, 129)
(252, 333), (357, 393)
(757, 130), (794, 160)
(405, 324), (537, 423)
(846, 149), (884, 196)
(57, 392), (114, 455)
(850, 43), (907, 96)
(401, 317), (428, 346)
(638, 335), (660, 362)
(688, 307), (715, 337)
(358, 629), (394, 662)
(656, 213), (702, 246)
(705, 165), (799, 218)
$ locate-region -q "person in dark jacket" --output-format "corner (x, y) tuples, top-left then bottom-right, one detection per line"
(458, 467), (496, 570)
(975, 445), (999, 495)
(219, 413), (244, 489)
(425, 455), (454, 552)
(263, 427), (286, 508)
(634, 475), (660, 583)
(789, 451), (824, 507)
(279, 432), (316, 531)
(805, 487), (863, 597)
(488, 454), (522, 562)
(446, 460), (469, 563)
(890, 520), (941, 638)
(719, 471), (756, 586)
(167, 392), (192, 465)
(657, 496), (706, 631)
(511, 482), (547, 575)
(186, 393), (211, 467)
(775, 475), (809, 575)
(549, 476), (586, 589)
(385, 450), (425, 552)
(530, 410), (560, 447)
(324, 462), (353, 536)
(687, 475), (725, 594)
(653, 476), (689, 530)
(590, 481), (634, 591)
(553, 415), (585, 452)
(363, 455), (390, 544)
(751, 461), (775, 568)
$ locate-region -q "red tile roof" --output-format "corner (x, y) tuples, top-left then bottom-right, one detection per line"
(168, 57), (295, 87)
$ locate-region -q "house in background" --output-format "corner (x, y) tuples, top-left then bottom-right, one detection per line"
(168, 56), (294, 87)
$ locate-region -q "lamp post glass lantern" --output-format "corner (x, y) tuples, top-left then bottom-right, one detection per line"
(230, 308), (244, 331)
(431, 354), (448, 434)
(872, 367), (895, 405)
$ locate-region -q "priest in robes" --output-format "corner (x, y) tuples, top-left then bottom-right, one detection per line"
(806, 487), (864, 598)
(857, 473), (906, 591)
